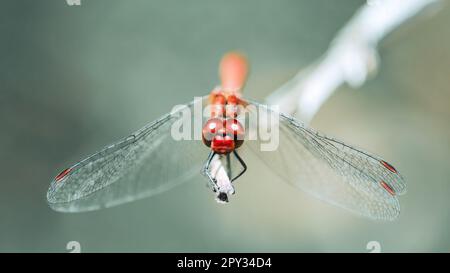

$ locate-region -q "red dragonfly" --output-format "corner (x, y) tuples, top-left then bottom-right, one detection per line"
(48, 52), (406, 220)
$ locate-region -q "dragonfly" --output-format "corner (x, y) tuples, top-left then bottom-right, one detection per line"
(47, 52), (406, 220)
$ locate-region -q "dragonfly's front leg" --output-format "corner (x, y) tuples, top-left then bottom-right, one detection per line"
(201, 151), (218, 192)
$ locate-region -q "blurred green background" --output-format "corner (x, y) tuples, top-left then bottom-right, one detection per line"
(1, 0), (449, 252)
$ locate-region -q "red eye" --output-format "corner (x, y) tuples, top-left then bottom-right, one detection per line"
(208, 121), (217, 133)
(202, 118), (224, 147)
(224, 118), (245, 148)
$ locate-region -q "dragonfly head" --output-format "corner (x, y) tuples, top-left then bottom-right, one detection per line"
(202, 118), (244, 154)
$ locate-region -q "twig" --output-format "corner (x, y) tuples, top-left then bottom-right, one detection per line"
(266, 0), (441, 123)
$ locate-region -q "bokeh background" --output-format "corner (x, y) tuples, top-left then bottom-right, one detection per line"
(1, 0), (449, 252)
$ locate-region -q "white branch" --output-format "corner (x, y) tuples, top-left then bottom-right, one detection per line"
(266, 0), (441, 123)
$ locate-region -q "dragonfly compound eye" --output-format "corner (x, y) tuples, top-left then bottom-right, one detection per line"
(202, 118), (224, 147)
(225, 118), (245, 148)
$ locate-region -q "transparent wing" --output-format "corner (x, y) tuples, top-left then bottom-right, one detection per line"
(243, 100), (406, 220)
(47, 97), (209, 212)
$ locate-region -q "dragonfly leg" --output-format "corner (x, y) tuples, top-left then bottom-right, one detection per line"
(230, 150), (247, 182)
(200, 151), (218, 192)
(226, 153), (232, 179)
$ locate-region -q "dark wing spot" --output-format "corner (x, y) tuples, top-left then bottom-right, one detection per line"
(55, 168), (71, 182)
(380, 160), (397, 174)
(380, 181), (396, 196)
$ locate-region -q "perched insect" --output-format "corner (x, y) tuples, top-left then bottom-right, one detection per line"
(47, 52), (406, 220)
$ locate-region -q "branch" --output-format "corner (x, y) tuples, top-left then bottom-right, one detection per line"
(266, 0), (441, 123)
